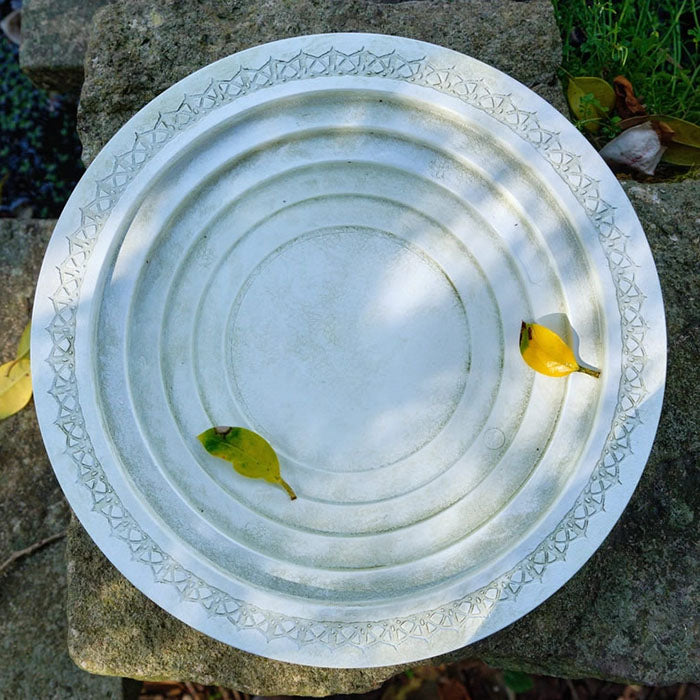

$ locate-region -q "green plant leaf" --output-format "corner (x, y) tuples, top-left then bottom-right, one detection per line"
(661, 143), (700, 167)
(567, 77), (615, 132)
(0, 357), (32, 420)
(657, 116), (700, 166)
(16, 321), (30, 360)
(502, 670), (534, 694)
(197, 426), (297, 500)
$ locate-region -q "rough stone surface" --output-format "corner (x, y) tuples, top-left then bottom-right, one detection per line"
(67, 516), (411, 694)
(19, 0), (110, 95)
(77, 0), (565, 165)
(0, 219), (123, 699)
(475, 182), (700, 684)
(65, 181), (699, 691)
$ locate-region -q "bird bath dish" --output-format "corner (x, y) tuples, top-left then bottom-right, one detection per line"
(32, 34), (665, 668)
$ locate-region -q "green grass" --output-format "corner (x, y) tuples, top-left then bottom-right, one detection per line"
(551, 0), (700, 125)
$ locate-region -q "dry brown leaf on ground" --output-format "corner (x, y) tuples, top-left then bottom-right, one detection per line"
(613, 76), (647, 119)
(652, 120), (676, 147)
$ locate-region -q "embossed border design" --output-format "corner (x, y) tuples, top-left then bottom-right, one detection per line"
(45, 46), (646, 653)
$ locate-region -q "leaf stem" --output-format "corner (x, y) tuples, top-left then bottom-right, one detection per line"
(278, 478), (297, 501)
(577, 366), (601, 378)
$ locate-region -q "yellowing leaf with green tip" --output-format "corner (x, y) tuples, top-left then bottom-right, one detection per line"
(197, 426), (297, 500)
(519, 321), (600, 378)
(567, 77), (615, 133)
(0, 357), (32, 420)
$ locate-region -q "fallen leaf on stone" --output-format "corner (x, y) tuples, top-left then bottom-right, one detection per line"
(0, 358), (32, 420)
(599, 122), (669, 176)
(613, 76), (647, 119)
(566, 76), (615, 132)
(519, 321), (600, 378)
(0, 322), (33, 421)
(197, 426), (297, 500)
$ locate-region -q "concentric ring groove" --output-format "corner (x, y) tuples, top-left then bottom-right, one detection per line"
(111, 105), (594, 590)
(33, 37), (662, 667)
(97, 82), (600, 592)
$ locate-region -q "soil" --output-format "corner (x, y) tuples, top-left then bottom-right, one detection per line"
(137, 662), (700, 700)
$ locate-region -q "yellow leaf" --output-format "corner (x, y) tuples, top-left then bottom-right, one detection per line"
(519, 321), (600, 378)
(16, 321), (31, 360)
(197, 426), (297, 500)
(656, 116), (700, 166)
(0, 357), (32, 420)
(567, 77), (615, 133)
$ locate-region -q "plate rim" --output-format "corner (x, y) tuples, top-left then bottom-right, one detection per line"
(31, 32), (666, 667)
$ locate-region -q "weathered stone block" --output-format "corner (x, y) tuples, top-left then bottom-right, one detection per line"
(0, 219), (123, 699)
(19, 0), (110, 94)
(77, 0), (565, 165)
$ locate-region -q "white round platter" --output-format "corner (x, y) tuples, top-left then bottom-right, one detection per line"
(32, 33), (666, 668)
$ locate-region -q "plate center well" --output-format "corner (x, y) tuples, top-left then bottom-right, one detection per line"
(226, 226), (471, 472)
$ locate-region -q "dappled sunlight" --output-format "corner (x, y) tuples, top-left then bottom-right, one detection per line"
(32, 34), (666, 667)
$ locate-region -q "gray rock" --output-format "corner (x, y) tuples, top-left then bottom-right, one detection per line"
(0, 219), (123, 699)
(77, 0), (565, 165)
(0, 221), (66, 566)
(465, 181), (700, 683)
(621, 181), (700, 462)
(19, 0), (110, 95)
(469, 181), (700, 684)
(67, 517), (409, 694)
(64, 176), (700, 689)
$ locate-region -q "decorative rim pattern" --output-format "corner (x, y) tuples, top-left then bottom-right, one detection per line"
(42, 39), (651, 661)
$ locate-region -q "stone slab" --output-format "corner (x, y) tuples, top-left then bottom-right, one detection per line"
(478, 181), (700, 683)
(0, 219), (123, 699)
(19, 0), (110, 95)
(65, 177), (700, 690)
(58, 0), (698, 689)
(76, 0), (565, 165)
